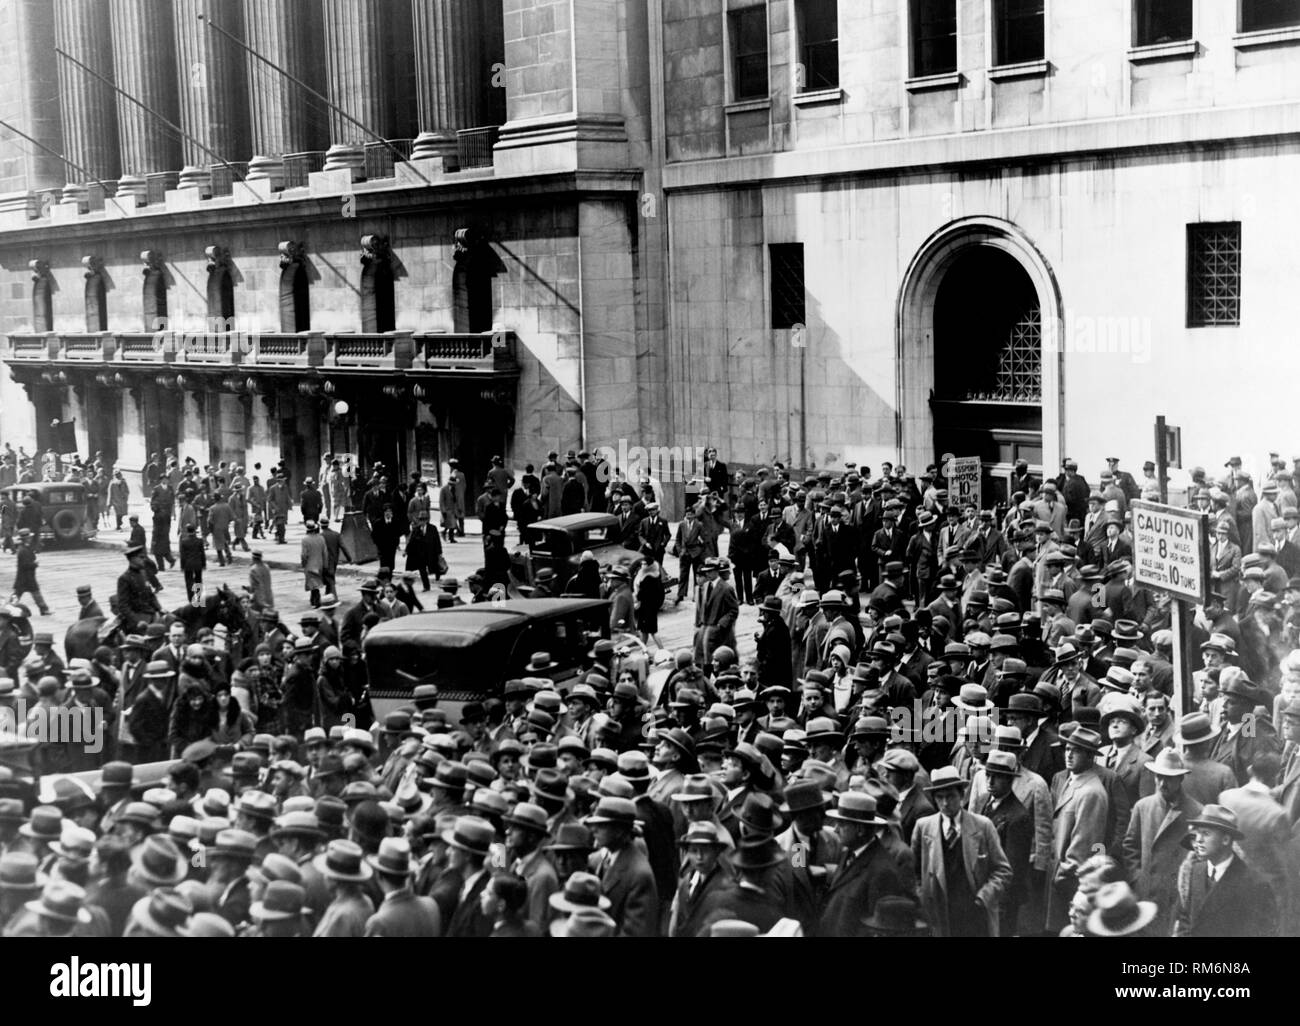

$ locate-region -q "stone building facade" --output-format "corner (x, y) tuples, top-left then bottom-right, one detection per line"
(1, 0), (1299, 510)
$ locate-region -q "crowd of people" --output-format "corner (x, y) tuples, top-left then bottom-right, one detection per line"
(0, 442), (1296, 939)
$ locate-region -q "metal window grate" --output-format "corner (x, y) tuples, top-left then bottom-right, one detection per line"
(283, 152), (326, 190)
(989, 307), (1042, 402)
(209, 163), (249, 197)
(457, 126), (499, 169)
(770, 244), (806, 330)
(1187, 223), (1242, 327)
(365, 139), (412, 180)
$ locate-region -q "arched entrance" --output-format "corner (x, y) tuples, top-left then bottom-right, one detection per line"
(897, 217), (1062, 510)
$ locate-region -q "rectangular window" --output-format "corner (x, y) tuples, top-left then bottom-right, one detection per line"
(995, 0), (1046, 65)
(797, 0), (839, 91)
(1241, 0), (1300, 32)
(770, 244), (806, 330)
(1135, 0), (1194, 46)
(1187, 223), (1242, 328)
(912, 0), (958, 76)
(729, 7), (770, 101)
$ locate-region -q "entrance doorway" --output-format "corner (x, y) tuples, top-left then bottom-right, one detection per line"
(897, 217), (1063, 513)
(931, 246), (1043, 510)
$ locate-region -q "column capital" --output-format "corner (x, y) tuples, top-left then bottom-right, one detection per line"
(205, 246), (231, 272)
(82, 255), (106, 279)
(29, 260), (52, 281)
(361, 234), (391, 267)
(279, 241), (308, 268)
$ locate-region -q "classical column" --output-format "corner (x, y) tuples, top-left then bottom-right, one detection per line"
(242, 0), (325, 186)
(172, 0), (248, 194)
(410, 0), (485, 162)
(53, 0), (120, 194)
(321, 0), (390, 176)
(109, 0), (181, 200)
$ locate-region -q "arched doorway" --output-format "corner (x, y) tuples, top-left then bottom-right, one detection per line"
(897, 217), (1062, 510)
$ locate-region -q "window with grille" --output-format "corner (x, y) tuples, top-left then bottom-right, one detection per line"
(1242, 0), (1300, 32)
(729, 7), (769, 100)
(995, 0), (1045, 65)
(1135, 0), (1193, 45)
(1187, 223), (1242, 328)
(797, 0), (839, 91)
(770, 244), (806, 330)
(911, 0), (958, 76)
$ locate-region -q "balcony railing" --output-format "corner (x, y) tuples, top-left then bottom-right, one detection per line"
(364, 139), (413, 181)
(1, 330), (518, 377)
(283, 152), (326, 190)
(325, 332), (414, 370)
(209, 163), (251, 198)
(416, 331), (520, 373)
(249, 333), (326, 368)
(457, 126), (499, 170)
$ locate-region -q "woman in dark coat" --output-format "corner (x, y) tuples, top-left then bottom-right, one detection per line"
(168, 685), (216, 758)
(634, 558), (665, 648)
(568, 552), (603, 599)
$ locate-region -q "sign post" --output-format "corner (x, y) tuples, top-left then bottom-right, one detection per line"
(946, 456), (983, 513)
(1131, 499), (1210, 722)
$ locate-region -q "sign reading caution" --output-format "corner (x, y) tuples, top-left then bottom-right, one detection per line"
(1131, 500), (1210, 603)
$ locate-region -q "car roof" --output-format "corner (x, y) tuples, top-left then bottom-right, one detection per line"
(529, 513), (619, 532)
(364, 598), (609, 648)
(1, 482), (83, 495)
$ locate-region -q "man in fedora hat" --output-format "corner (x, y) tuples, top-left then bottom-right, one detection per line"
(502, 801), (559, 931)
(1122, 748), (1202, 937)
(586, 796), (659, 936)
(1210, 671), (1280, 787)
(819, 793), (904, 938)
(755, 595), (794, 690)
(667, 821), (737, 937)
(12, 527), (49, 616)
(912, 766), (1012, 937)
(1174, 805), (1277, 937)
(312, 839), (375, 937)
(364, 837), (442, 937)
(4, 879), (98, 937)
(649, 728), (697, 804)
(776, 780), (841, 935)
(975, 750), (1034, 935)
(443, 816), (496, 938)
(1098, 696), (1151, 808)
(1045, 726), (1110, 933)
(1176, 712), (1237, 807)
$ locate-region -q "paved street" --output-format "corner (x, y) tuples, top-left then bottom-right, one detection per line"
(11, 509), (759, 666)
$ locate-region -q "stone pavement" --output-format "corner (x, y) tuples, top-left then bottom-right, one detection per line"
(19, 503), (760, 665)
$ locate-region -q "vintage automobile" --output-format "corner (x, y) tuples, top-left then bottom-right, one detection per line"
(363, 598), (612, 723)
(1, 482), (92, 545)
(509, 512), (644, 590)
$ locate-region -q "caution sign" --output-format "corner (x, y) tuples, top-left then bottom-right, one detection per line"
(946, 457), (982, 512)
(1132, 500), (1209, 603)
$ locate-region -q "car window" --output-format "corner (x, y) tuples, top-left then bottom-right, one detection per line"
(525, 527), (567, 558)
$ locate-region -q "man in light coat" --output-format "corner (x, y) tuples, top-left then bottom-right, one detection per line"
(300, 521), (329, 608)
(1045, 727), (1110, 933)
(912, 766), (1012, 937)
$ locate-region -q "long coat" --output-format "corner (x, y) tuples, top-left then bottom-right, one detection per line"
(1121, 790), (1202, 936)
(818, 836), (905, 938)
(364, 888), (443, 937)
(589, 844), (659, 937)
(911, 810), (1013, 937)
(667, 864), (737, 937)
(1272, 743), (1300, 824)
(1045, 768), (1109, 930)
(301, 532), (328, 591)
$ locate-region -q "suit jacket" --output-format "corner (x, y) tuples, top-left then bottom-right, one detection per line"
(912, 810), (1013, 937)
(668, 864), (737, 937)
(590, 844), (659, 937)
(702, 579), (740, 647)
(1174, 853), (1277, 937)
(979, 792), (1034, 909)
(1122, 791), (1202, 936)
(1139, 719), (1176, 760)
(818, 836), (905, 938)
(898, 786), (936, 840)
(1219, 784), (1292, 905)
(775, 824), (841, 936)
(1099, 742), (1150, 807)
(1211, 718), (1281, 788)
(365, 887), (443, 937)
(445, 869), (494, 938)
(1020, 726), (1065, 785)
(1182, 756), (1237, 808)
(512, 848), (560, 932)
(1046, 769), (1109, 927)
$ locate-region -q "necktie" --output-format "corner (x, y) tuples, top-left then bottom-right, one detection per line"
(1206, 864), (1216, 885)
(943, 817), (955, 845)
(690, 872), (703, 901)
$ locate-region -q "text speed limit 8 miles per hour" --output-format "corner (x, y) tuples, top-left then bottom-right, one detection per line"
(1131, 500), (1210, 604)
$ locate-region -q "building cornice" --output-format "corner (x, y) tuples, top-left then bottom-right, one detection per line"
(661, 100), (1300, 193)
(0, 169), (643, 254)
